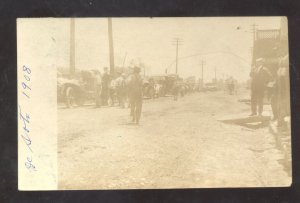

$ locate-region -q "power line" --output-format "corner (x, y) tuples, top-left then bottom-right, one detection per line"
(108, 18), (115, 75)
(171, 38), (183, 74)
(200, 59), (206, 86)
(165, 50), (251, 72)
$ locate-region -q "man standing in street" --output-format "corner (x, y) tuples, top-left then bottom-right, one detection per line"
(109, 77), (117, 106)
(250, 58), (273, 116)
(127, 66), (143, 124)
(93, 70), (102, 108)
(101, 67), (111, 106)
(172, 79), (180, 101)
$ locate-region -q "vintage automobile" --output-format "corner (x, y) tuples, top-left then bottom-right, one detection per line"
(150, 74), (180, 97)
(204, 82), (218, 92)
(150, 75), (167, 97)
(142, 78), (155, 99)
(57, 70), (101, 107)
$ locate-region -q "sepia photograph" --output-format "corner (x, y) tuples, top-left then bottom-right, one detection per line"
(17, 17), (291, 190)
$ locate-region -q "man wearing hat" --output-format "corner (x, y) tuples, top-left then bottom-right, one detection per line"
(249, 58), (273, 116)
(101, 67), (111, 106)
(93, 70), (102, 108)
(127, 66), (143, 124)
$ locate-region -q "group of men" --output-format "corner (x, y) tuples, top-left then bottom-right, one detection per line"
(94, 57), (289, 126)
(95, 66), (143, 124)
(250, 57), (290, 127)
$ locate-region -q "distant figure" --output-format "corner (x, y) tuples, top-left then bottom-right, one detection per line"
(154, 83), (162, 98)
(127, 66), (143, 124)
(179, 84), (186, 97)
(109, 78), (117, 106)
(172, 80), (180, 101)
(101, 67), (111, 106)
(93, 70), (102, 108)
(226, 77), (235, 95)
(115, 73), (127, 108)
(250, 58), (273, 116)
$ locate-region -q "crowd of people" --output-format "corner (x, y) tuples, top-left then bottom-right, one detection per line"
(93, 66), (143, 124)
(92, 67), (202, 124)
(61, 57), (290, 127)
(58, 64), (205, 125)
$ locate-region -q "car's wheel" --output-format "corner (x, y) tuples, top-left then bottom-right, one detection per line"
(149, 88), (155, 99)
(75, 94), (84, 106)
(65, 86), (75, 108)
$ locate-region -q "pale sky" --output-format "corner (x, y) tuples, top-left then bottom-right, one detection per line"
(55, 17), (282, 82)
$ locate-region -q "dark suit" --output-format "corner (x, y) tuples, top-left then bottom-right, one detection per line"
(101, 72), (111, 105)
(250, 65), (272, 115)
(128, 73), (143, 124)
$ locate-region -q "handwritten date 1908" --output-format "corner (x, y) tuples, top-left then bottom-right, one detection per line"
(19, 65), (36, 171)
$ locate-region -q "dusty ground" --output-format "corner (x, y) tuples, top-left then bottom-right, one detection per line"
(58, 90), (291, 189)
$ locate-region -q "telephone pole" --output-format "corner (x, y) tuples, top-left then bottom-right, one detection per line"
(250, 23), (258, 42)
(108, 18), (115, 75)
(172, 38), (183, 74)
(200, 59), (206, 87)
(70, 18), (75, 75)
(250, 23), (258, 65)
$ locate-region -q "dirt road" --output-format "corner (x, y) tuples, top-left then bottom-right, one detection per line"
(58, 91), (291, 189)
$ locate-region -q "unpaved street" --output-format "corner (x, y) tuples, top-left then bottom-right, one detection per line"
(58, 91), (291, 189)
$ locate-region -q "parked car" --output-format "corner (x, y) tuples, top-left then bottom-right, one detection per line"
(57, 70), (100, 107)
(142, 78), (155, 99)
(204, 83), (218, 91)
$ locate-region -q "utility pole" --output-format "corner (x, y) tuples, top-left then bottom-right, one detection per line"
(250, 23), (258, 66)
(108, 18), (115, 75)
(122, 52), (127, 69)
(70, 18), (75, 75)
(250, 23), (258, 42)
(172, 38), (183, 75)
(200, 59), (206, 87)
(214, 67), (217, 83)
